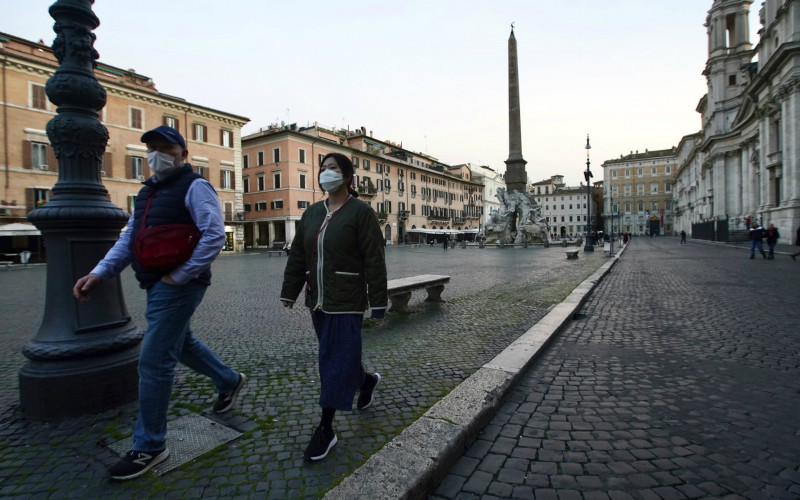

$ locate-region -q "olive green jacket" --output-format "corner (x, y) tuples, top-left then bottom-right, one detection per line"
(280, 197), (387, 314)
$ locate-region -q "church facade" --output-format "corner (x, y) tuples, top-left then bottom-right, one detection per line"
(673, 0), (800, 237)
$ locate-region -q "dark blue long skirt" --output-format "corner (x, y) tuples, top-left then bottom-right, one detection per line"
(310, 310), (365, 411)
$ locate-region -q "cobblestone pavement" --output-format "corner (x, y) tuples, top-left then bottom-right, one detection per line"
(432, 237), (800, 500)
(0, 243), (607, 498)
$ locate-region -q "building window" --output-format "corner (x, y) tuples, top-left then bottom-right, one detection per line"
(650, 182), (658, 194)
(33, 188), (50, 208)
(243, 154), (249, 169)
(224, 202), (233, 222)
(385, 164), (390, 174)
(352, 156), (359, 167)
(625, 169), (630, 178)
(299, 172), (307, 189)
(221, 170), (232, 189)
(377, 163), (383, 174)
(273, 172), (281, 189)
(363, 159), (370, 171)
(193, 123), (206, 142)
(196, 165), (206, 178)
(299, 148), (306, 164)
(132, 156), (144, 179)
(243, 176), (250, 193)
(637, 184), (644, 195)
(638, 201), (644, 212)
(665, 182), (672, 193)
(257, 151), (264, 166)
(273, 148), (281, 163)
(32, 142), (48, 170)
(130, 107), (144, 130)
(611, 170), (617, 178)
(612, 203), (618, 213)
(221, 129), (232, 148)
(163, 115), (179, 129)
(257, 175), (265, 191)
(271, 200), (283, 210)
(651, 166), (657, 175)
(298, 200), (309, 209)
(666, 165), (672, 174)
(255, 202), (267, 211)
(31, 83), (47, 110)
(625, 201), (631, 212)
(318, 153), (325, 165)
(651, 201), (659, 211)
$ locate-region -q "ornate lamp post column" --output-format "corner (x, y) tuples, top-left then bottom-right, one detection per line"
(583, 135), (594, 252)
(18, 0), (141, 420)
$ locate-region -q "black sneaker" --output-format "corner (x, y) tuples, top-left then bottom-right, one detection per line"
(109, 448), (169, 481)
(214, 373), (246, 413)
(357, 372), (381, 410)
(304, 426), (337, 461)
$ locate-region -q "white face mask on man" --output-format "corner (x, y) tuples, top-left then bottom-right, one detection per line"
(147, 150), (182, 176)
(319, 169), (344, 192)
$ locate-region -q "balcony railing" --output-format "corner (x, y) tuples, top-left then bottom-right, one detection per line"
(452, 217), (466, 224)
(358, 185), (377, 196)
(398, 210), (409, 220)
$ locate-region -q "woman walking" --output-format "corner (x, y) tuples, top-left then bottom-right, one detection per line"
(280, 153), (387, 461)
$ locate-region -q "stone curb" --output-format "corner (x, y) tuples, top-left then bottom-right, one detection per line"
(324, 244), (627, 500)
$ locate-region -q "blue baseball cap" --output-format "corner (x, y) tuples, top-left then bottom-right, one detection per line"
(141, 125), (186, 149)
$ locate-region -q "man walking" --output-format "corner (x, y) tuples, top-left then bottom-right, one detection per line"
(749, 221), (767, 259)
(73, 126), (246, 481)
(680, 230), (687, 244)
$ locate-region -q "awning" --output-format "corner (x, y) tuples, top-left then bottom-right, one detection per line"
(0, 223), (41, 236)
(363, 139), (386, 149)
(406, 228), (478, 235)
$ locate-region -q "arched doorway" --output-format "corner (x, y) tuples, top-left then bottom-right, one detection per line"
(398, 221), (406, 244)
(384, 224), (391, 245)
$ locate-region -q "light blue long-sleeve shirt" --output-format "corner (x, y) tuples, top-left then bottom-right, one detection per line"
(91, 175), (225, 285)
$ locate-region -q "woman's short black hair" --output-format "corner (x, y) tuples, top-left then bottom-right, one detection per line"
(320, 152), (359, 197)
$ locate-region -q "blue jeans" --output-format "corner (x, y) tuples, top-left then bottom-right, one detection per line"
(750, 240), (765, 257)
(768, 242), (777, 258)
(132, 281), (239, 451)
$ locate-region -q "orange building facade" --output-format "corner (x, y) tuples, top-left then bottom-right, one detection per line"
(241, 124), (484, 247)
(0, 32), (249, 258)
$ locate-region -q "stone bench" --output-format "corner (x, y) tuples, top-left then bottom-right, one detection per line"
(267, 242), (286, 257)
(1, 261), (11, 270)
(565, 250), (579, 259)
(386, 274), (450, 313)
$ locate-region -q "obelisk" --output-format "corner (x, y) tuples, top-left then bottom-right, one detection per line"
(504, 24), (528, 193)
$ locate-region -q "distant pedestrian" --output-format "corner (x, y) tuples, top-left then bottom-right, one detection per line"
(72, 126), (246, 481)
(680, 230), (687, 245)
(749, 222), (767, 259)
(280, 152), (387, 462)
(792, 226), (800, 261)
(443, 237), (448, 251)
(765, 224), (780, 260)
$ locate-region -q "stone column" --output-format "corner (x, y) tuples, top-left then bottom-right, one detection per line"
(284, 219), (296, 245)
(504, 27), (527, 193)
(19, 0), (141, 420)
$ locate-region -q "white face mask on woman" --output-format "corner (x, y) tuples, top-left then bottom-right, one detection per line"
(147, 150), (182, 177)
(319, 169), (344, 192)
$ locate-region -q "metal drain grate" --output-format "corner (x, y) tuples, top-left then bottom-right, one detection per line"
(108, 413), (242, 475)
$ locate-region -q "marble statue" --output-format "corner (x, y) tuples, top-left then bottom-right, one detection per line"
(483, 187), (549, 246)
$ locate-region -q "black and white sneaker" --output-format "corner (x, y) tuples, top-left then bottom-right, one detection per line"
(109, 448), (169, 481)
(304, 426), (337, 461)
(214, 373), (247, 413)
(357, 372), (381, 410)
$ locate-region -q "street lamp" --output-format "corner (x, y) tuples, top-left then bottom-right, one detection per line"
(583, 134), (594, 252)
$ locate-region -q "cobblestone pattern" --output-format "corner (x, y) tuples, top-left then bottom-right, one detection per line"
(0, 244), (606, 498)
(433, 237), (800, 500)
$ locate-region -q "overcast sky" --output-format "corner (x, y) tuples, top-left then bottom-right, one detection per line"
(3, 1), (764, 185)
